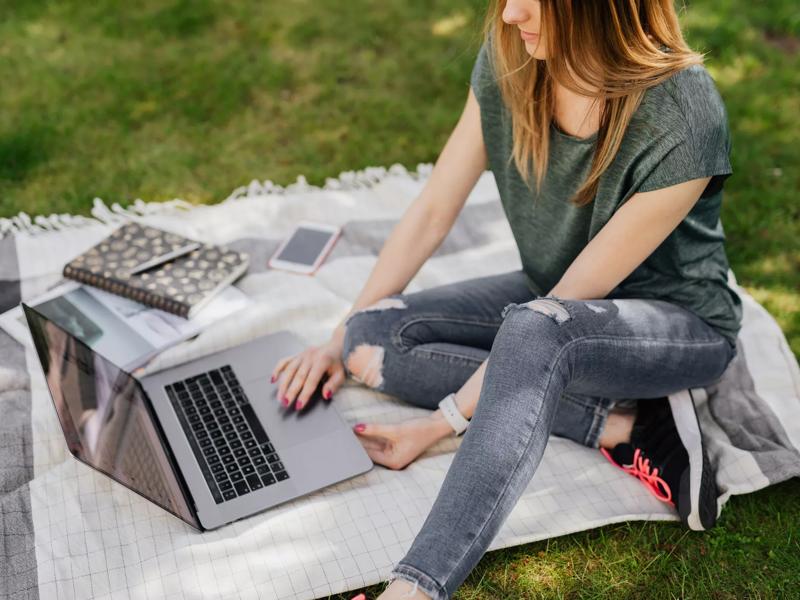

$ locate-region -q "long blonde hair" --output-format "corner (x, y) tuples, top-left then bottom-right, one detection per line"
(483, 0), (705, 206)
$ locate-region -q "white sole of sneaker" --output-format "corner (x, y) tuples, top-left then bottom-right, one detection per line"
(668, 388), (717, 530)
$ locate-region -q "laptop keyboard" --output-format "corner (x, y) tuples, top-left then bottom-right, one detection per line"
(165, 365), (290, 504)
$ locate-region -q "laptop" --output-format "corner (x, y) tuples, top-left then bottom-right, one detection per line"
(23, 302), (373, 531)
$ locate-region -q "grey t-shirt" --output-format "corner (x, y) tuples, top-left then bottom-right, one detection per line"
(470, 36), (742, 348)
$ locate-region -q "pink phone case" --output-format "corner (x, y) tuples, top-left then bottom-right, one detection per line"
(267, 225), (342, 275)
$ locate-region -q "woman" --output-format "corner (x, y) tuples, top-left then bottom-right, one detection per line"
(271, 1), (741, 598)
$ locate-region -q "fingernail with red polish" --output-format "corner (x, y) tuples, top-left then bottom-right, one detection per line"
(295, 402), (303, 411)
(270, 375), (276, 383)
(282, 396), (289, 406)
(354, 423), (365, 432)
(324, 389), (332, 400)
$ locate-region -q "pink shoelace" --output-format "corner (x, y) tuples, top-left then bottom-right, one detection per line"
(600, 447), (673, 505)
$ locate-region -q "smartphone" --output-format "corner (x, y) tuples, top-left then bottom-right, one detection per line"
(268, 221), (342, 275)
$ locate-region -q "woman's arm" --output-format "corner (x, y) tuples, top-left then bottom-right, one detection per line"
(549, 176), (712, 300)
(272, 88), (488, 411)
(329, 87), (487, 349)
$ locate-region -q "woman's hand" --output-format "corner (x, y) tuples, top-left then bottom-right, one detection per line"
(271, 339), (346, 411)
(352, 415), (452, 470)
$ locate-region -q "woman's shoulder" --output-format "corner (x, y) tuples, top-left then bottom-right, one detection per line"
(626, 60), (733, 197)
(637, 61), (730, 141)
(470, 33), (496, 92)
(470, 32), (506, 114)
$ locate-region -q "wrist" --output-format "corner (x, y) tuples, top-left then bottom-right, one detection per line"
(330, 325), (346, 348)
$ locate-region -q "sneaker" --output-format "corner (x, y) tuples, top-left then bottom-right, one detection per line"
(600, 391), (718, 531)
(668, 388), (719, 531)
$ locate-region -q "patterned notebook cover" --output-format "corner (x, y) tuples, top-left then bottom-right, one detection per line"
(62, 222), (249, 318)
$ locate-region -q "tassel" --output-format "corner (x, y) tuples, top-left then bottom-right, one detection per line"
(0, 162), (435, 239)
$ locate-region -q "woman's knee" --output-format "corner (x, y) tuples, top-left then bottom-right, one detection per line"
(500, 296), (574, 326)
(344, 296), (409, 329)
(482, 299), (577, 396)
(342, 341), (388, 388)
(495, 297), (574, 352)
(341, 295), (408, 388)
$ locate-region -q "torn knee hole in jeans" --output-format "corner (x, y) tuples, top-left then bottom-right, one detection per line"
(344, 297), (407, 326)
(356, 297), (407, 315)
(344, 343), (386, 388)
(586, 303), (607, 314)
(523, 296), (572, 324)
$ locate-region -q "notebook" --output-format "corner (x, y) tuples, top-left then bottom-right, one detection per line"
(62, 222), (249, 318)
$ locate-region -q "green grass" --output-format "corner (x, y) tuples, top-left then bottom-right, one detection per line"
(1, 1), (798, 598)
(334, 479), (800, 600)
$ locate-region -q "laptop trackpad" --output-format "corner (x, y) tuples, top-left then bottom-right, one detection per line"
(242, 378), (344, 450)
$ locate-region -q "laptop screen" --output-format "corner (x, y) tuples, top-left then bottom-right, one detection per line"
(24, 304), (199, 529)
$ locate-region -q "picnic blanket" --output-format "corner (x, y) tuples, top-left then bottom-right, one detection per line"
(2, 163), (799, 600)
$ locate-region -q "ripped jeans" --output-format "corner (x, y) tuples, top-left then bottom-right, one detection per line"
(340, 268), (737, 600)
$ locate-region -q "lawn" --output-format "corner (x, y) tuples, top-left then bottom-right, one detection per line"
(1, 0), (798, 598)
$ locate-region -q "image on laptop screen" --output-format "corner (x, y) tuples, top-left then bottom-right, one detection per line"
(25, 305), (199, 529)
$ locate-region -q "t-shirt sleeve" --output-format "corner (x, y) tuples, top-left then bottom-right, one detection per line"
(635, 66), (733, 198)
(469, 32), (495, 105)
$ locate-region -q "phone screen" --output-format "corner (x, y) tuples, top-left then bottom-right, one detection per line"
(276, 227), (336, 266)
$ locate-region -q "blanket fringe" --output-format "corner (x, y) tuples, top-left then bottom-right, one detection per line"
(0, 162), (434, 239)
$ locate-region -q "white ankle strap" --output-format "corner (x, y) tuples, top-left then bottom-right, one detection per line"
(438, 392), (470, 436)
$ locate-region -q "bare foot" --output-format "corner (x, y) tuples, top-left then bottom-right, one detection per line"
(353, 415), (450, 470)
